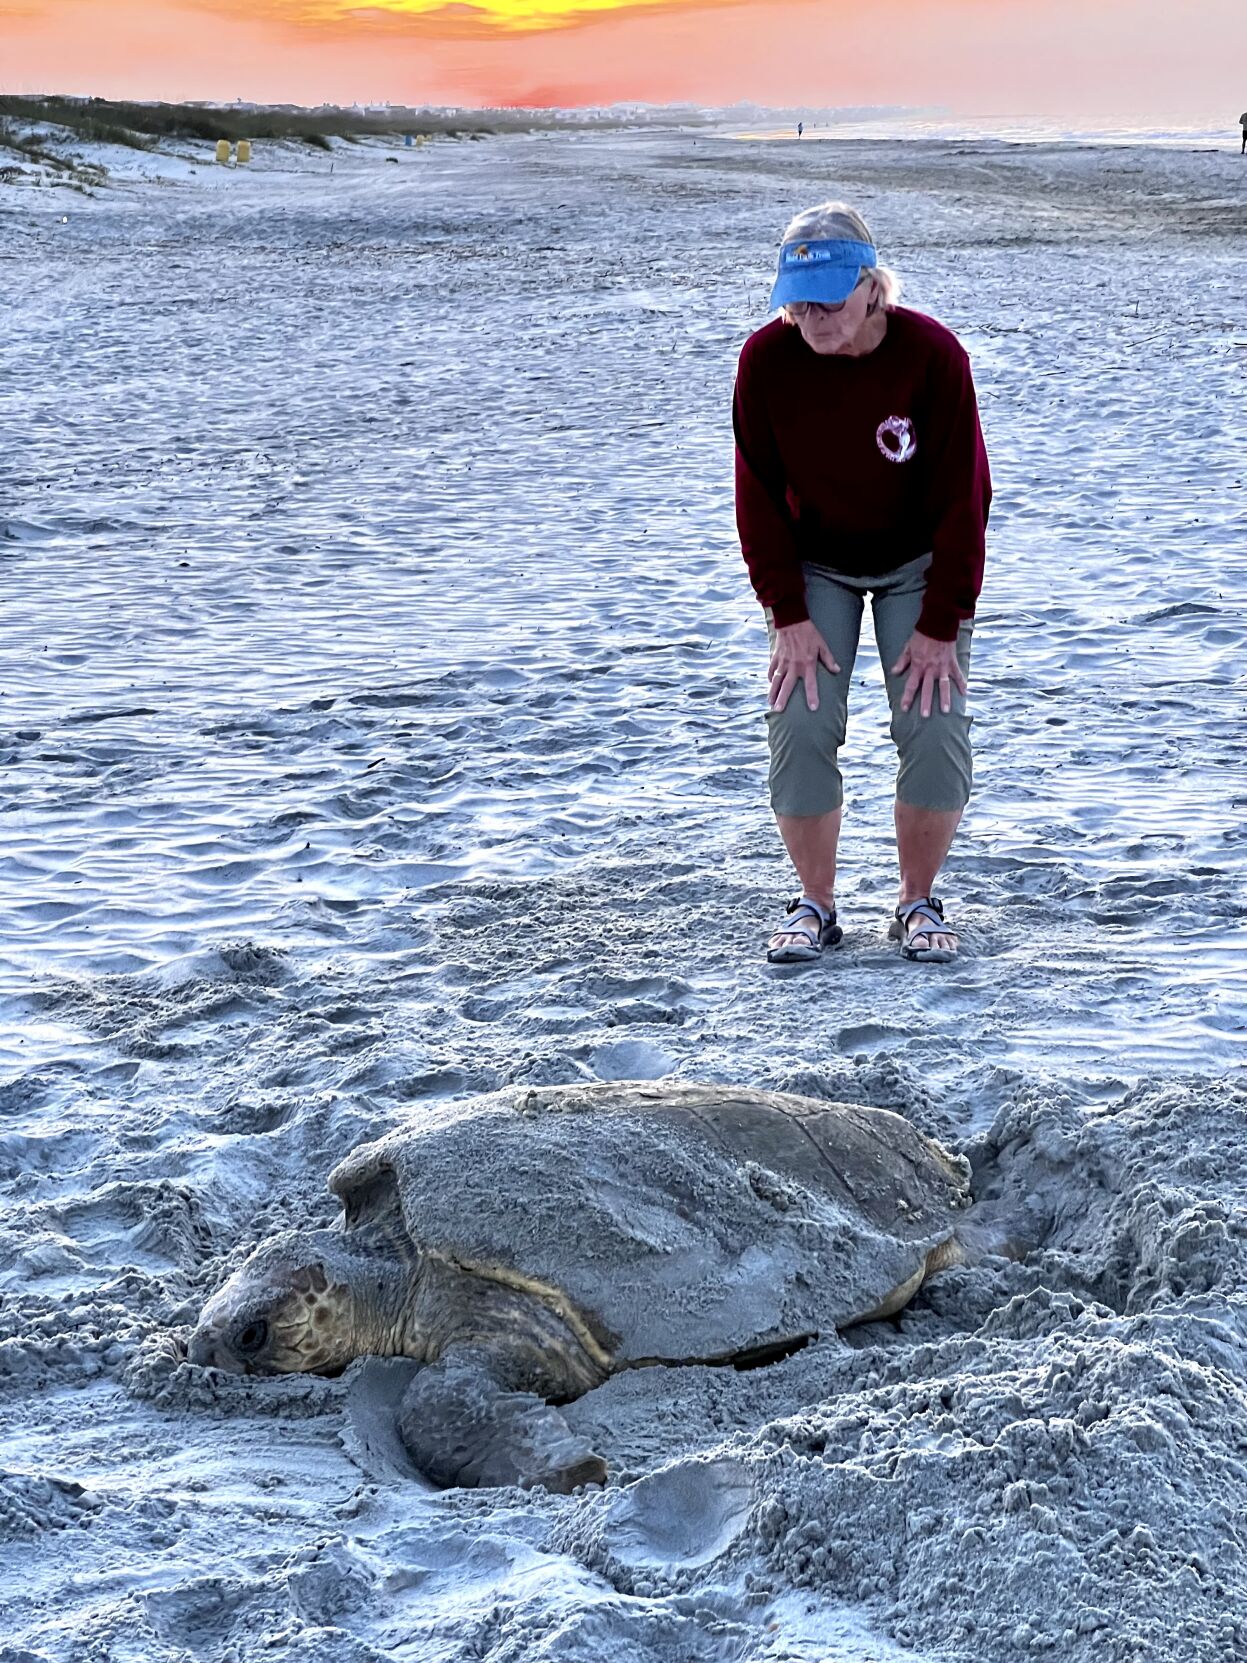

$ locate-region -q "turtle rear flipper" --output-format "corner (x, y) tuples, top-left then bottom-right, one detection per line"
(399, 1346), (607, 1494)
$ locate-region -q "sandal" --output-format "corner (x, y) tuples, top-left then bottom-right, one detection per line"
(766, 895), (843, 965)
(888, 895), (958, 963)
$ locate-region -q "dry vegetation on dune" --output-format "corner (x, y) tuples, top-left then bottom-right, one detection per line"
(0, 95), (436, 151)
(0, 93), (676, 150)
(0, 118), (108, 192)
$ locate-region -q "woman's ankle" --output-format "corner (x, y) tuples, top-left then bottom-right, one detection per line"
(797, 891), (836, 919)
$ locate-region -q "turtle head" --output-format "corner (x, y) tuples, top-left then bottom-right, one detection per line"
(188, 1229), (365, 1376)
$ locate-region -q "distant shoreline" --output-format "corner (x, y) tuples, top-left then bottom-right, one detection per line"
(2, 95), (1238, 199)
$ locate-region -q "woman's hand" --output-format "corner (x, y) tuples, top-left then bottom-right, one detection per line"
(891, 630), (967, 717)
(768, 620), (840, 712)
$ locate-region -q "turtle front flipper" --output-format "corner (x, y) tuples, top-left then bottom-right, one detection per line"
(399, 1345), (607, 1494)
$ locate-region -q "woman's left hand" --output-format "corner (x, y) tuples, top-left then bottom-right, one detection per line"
(891, 630), (967, 717)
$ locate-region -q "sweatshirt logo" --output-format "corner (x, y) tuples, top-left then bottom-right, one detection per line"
(876, 415), (916, 464)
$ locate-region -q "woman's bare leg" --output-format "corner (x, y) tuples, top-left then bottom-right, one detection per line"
(769, 809), (842, 950)
(894, 801), (961, 951)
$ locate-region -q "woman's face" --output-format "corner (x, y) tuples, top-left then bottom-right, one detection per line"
(787, 277), (881, 355)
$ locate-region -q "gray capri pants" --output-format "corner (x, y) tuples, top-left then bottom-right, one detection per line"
(765, 554), (973, 816)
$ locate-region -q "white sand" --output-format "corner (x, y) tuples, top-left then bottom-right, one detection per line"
(2, 126), (1246, 1661)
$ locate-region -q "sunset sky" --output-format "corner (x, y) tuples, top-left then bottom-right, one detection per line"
(2, 0), (1243, 116)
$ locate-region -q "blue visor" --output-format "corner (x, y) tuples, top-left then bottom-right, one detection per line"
(769, 237), (877, 310)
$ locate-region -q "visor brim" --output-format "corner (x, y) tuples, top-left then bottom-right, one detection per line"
(769, 266), (863, 310)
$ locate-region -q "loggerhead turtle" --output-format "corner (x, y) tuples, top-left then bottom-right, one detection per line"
(188, 1082), (1013, 1492)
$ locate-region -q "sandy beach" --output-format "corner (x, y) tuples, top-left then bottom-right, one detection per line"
(2, 125), (1246, 1661)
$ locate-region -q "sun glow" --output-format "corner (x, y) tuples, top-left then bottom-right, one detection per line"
(196, 0), (746, 37)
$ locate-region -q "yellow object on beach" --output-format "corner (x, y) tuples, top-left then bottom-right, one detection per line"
(215, 139), (231, 165)
(237, 140), (251, 165)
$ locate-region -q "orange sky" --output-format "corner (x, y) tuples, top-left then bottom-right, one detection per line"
(2, 0), (1242, 116)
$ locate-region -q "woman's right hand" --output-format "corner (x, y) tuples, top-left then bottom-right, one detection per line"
(768, 620), (840, 712)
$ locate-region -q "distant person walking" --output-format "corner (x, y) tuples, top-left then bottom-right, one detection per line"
(733, 203), (991, 966)
(797, 121), (804, 139)
(1240, 111), (1246, 153)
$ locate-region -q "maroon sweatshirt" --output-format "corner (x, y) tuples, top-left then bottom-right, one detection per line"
(733, 306), (991, 641)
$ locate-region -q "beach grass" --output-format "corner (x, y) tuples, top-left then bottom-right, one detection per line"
(0, 95), (411, 147)
(0, 120), (108, 179)
(0, 94), (658, 153)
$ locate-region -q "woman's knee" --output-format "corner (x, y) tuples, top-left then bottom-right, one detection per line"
(890, 710), (973, 811)
(769, 753), (845, 816)
(768, 696), (847, 774)
(766, 697), (847, 815)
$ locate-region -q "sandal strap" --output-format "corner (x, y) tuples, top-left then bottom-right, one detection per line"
(787, 894), (835, 927)
(897, 896), (949, 938)
(896, 895), (944, 924)
(772, 896), (834, 946)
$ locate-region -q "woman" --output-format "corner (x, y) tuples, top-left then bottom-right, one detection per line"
(733, 203), (991, 966)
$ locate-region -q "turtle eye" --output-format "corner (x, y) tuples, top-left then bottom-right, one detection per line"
(235, 1319), (269, 1357)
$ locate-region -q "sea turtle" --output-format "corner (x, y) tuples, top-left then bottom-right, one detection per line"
(189, 1081), (1008, 1492)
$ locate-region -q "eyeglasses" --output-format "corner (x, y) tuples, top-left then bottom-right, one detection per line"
(788, 300), (849, 318)
(787, 277), (867, 319)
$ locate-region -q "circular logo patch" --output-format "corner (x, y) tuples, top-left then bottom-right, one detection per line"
(876, 415), (917, 464)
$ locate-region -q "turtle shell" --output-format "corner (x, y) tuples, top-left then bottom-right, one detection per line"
(327, 1082), (971, 1365)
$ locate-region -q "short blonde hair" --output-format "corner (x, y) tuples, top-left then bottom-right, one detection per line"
(776, 202), (901, 322)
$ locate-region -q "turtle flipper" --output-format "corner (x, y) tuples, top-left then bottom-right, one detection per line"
(399, 1347), (607, 1493)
